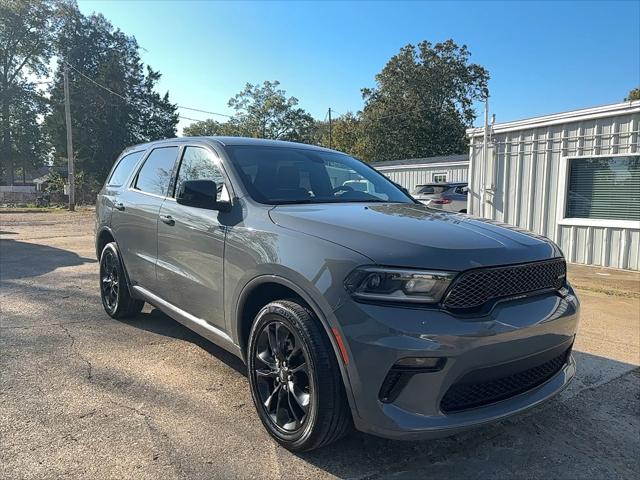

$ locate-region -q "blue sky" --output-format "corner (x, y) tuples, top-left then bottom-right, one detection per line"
(77, 0), (640, 133)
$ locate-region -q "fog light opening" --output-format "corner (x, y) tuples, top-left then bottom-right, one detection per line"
(378, 357), (447, 403)
(395, 357), (446, 371)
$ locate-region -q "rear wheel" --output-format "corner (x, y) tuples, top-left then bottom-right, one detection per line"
(247, 299), (351, 451)
(99, 242), (144, 319)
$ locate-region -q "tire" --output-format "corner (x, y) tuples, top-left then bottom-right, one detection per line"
(99, 242), (144, 319)
(247, 299), (352, 451)
(459, 209), (467, 213)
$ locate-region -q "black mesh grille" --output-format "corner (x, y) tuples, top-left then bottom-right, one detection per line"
(443, 258), (566, 310)
(440, 350), (569, 413)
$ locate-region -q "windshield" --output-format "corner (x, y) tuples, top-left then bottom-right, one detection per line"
(226, 145), (414, 205)
(412, 185), (448, 195)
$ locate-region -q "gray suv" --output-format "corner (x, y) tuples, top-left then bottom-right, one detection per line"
(95, 137), (579, 451)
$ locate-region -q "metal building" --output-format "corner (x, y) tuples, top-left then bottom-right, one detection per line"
(467, 100), (640, 270)
(371, 154), (469, 192)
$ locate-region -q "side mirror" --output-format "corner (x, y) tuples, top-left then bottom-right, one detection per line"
(176, 180), (231, 211)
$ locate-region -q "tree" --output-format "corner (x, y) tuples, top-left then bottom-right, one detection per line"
(45, 1), (178, 184)
(329, 112), (367, 159)
(183, 81), (315, 143)
(625, 87), (640, 101)
(227, 81), (315, 141)
(8, 81), (49, 183)
(312, 112), (367, 158)
(0, 0), (58, 184)
(359, 40), (489, 162)
(183, 118), (243, 137)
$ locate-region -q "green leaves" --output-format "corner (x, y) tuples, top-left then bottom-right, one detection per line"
(0, 0), (59, 184)
(625, 87), (640, 101)
(44, 2), (178, 184)
(184, 40), (489, 164)
(359, 40), (489, 162)
(185, 81), (315, 143)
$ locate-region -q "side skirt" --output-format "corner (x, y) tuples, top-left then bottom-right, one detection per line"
(131, 285), (243, 359)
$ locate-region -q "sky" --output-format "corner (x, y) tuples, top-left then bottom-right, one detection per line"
(77, 0), (640, 134)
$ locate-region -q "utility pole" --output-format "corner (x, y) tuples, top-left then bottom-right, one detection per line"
(480, 96), (489, 218)
(328, 108), (332, 149)
(63, 63), (75, 211)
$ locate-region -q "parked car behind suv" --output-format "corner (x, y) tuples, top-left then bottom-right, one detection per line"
(412, 182), (468, 212)
(96, 137), (579, 451)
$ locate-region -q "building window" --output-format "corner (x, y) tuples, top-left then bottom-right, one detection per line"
(432, 172), (448, 183)
(565, 155), (639, 221)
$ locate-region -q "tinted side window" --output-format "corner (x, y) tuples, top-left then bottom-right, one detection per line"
(108, 151), (144, 186)
(135, 147), (178, 196)
(174, 146), (225, 199)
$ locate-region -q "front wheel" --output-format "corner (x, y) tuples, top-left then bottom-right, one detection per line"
(247, 299), (352, 451)
(99, 242), (144, 319)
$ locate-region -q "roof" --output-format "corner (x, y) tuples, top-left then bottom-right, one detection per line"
(467, 100), (640, 137)
(370, 154), (469, 169)
(125, 136), (339, 154)
(26, 165), (68, 183)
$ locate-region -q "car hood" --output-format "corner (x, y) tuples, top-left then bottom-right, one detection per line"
(269, 203), (562, 271)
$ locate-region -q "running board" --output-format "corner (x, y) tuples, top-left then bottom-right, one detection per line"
(131, 285), (242, 358)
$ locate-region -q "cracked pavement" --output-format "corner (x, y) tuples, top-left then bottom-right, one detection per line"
(1, 209), (639, 479)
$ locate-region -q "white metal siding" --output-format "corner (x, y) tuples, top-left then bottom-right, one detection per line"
(469, 105), (640, 270)
(377, 164), (469, 191)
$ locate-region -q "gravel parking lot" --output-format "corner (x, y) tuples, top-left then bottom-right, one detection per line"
(1, 209), (639, 479)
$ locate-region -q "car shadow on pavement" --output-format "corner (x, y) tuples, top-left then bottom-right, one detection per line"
(121, 307), (247, 376)
(0, 238), (96, 281)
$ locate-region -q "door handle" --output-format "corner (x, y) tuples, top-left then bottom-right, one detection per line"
(160, 214), (175, 226)
(114, 202), (125, 211)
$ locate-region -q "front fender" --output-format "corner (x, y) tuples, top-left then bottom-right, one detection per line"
(233, 272), (361, 419)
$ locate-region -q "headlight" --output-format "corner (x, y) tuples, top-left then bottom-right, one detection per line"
(344, 266), (456, 304)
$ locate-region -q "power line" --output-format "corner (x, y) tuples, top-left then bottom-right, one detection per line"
(65, 61), (233, 120)
(178, 115), (207, 122)
(64, 61), (129, 101)
(64, 60), (357, 126)
(176, 105), (233, 118)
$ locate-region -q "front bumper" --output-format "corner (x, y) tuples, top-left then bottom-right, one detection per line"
(333, 286), (580, 440)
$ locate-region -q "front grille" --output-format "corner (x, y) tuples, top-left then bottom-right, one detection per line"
(443, 258), (566, 310)
(440, 349), (570, 413)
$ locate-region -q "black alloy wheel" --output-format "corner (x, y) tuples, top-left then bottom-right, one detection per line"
(100, 247), (120, 312)
(254, 320), (312, 432)
(247, 299), (352, 451)
(99, 242), (144, 319)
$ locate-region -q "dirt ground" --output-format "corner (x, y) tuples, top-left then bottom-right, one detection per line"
(1, 209), (639, 479)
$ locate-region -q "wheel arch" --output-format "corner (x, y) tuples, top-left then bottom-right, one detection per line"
(234, 275), (357, 414)
(96, 226), (116, 260)
(96, 227), (137, 299)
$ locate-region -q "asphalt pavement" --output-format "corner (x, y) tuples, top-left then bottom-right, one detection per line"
(1, 209), (638, 479)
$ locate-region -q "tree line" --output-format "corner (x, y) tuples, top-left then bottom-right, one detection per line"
(1, 0), (178, 189)
(1, 0), (491, 190)
(183, 40), (490, 163)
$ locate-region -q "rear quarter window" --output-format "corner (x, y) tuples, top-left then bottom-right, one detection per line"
(107, 151), (144, 186)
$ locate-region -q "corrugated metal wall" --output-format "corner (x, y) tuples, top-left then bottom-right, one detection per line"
(469, 108), (640, 270)
(377, 164), (469, 191)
